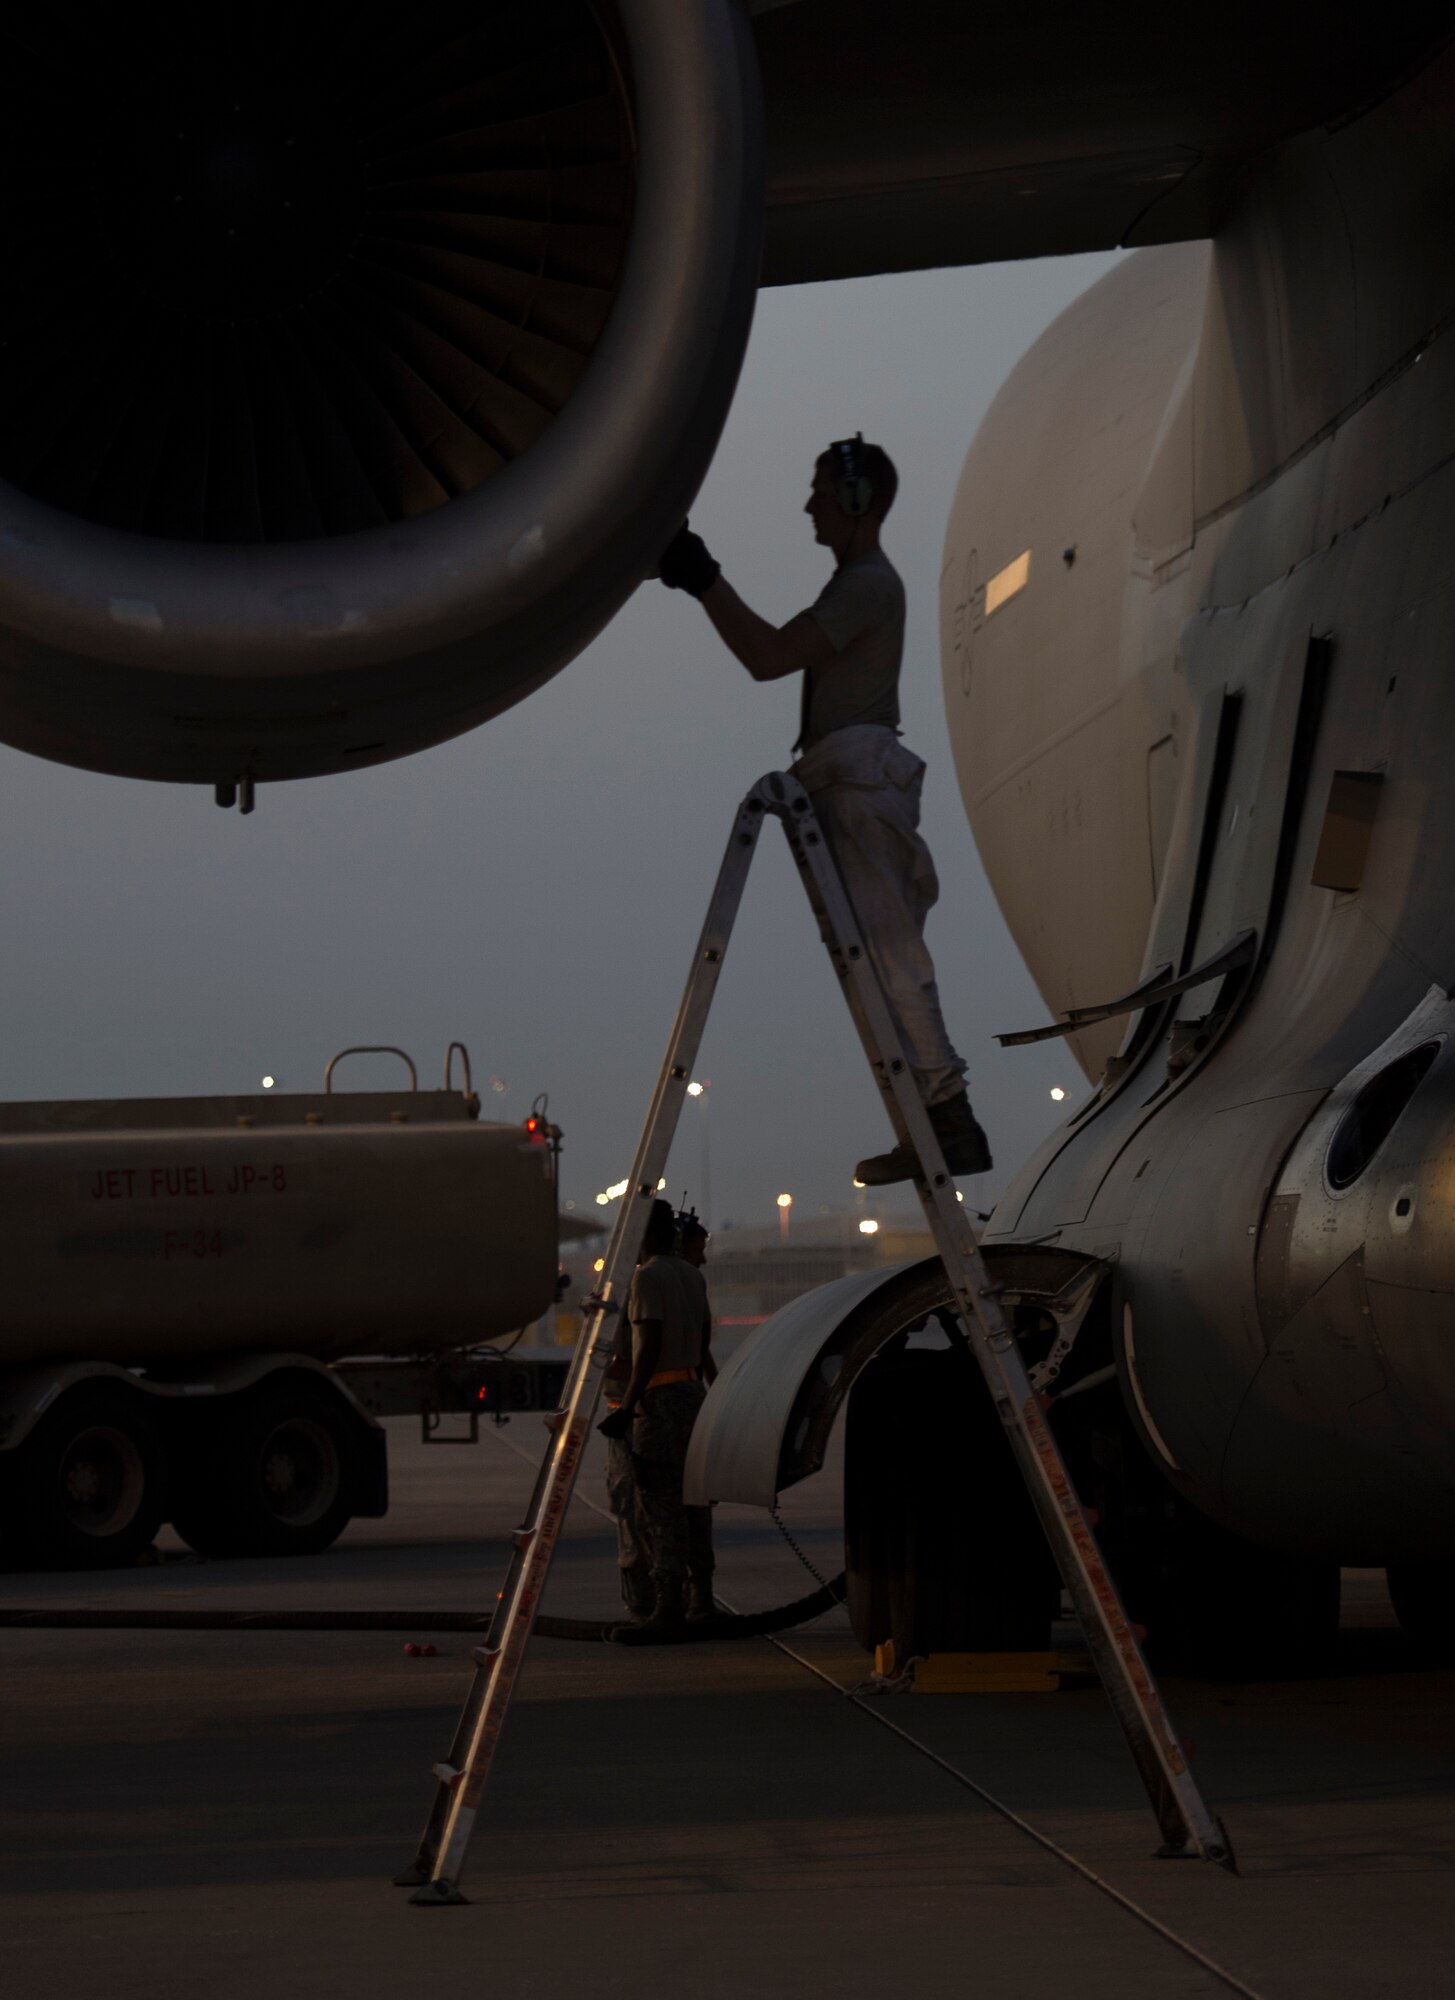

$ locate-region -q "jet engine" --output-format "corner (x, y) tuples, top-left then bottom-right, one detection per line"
(0, 0), (763, 790)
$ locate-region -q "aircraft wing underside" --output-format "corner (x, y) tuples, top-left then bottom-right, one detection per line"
(751, 0), (1452, 282)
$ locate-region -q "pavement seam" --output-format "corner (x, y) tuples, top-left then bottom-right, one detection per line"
(761, 1629), (1266, 2000)
(490, 1422), (1269, 2000)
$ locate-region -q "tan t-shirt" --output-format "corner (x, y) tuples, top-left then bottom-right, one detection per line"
(624, 1255), (711, 1376)
(799, 550), (905, 751)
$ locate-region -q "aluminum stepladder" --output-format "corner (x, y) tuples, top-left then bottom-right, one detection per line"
(401, 771), (1234, 1904)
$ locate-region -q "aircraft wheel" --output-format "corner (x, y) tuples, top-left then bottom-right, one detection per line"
(845, 1320), (1059, 1660)
(1385, 1562), (1455, 1659)
(1137, 1508), (1340, 1678)
(4, 1384), (167, 1569)
(172, 1383), (354, 1559)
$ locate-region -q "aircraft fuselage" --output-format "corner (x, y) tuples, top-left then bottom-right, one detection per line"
(941, 46), (1455, 1564)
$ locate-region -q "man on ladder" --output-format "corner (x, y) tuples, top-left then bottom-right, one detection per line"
(658, 435), (991, 1186)
(403, 457), (1235, 1907)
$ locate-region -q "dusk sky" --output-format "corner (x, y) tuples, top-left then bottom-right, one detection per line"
(0, 248), (1121, 1230)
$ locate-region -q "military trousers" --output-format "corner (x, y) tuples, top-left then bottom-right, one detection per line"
(605, 1379), (714, 1602)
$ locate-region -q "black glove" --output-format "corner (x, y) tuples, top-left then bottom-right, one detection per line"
(658, 524), (720, 598)
(596, 1406), (635, 1441)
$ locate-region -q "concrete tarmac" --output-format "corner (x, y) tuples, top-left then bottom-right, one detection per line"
(2, 1417), (1453, 1999)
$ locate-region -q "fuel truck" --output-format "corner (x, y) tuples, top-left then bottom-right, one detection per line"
(0, 1047), (563, 1568)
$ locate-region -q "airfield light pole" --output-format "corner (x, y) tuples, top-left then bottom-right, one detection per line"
(687, 1078), (711, 1227)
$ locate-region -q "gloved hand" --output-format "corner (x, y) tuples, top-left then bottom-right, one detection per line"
(658, 523), (720, 598)
(596, 1406), (635, 1441)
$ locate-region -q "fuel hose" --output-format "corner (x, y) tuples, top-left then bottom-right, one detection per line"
(0, 1573), (845, 1642)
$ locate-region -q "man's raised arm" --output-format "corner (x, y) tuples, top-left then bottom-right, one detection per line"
(659, 525), (833, 684)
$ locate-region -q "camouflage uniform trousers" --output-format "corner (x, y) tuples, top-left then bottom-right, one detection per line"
(605, 1380), (713, 1609)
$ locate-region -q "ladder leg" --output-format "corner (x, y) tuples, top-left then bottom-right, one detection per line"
(400, 792), (771, 1902)
(762, 772), (1234, 1870)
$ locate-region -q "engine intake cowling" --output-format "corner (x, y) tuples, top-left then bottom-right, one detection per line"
(0, 0), (763, 786)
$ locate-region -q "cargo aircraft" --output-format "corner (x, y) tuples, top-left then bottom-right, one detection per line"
(2, 1), (1453, 1665)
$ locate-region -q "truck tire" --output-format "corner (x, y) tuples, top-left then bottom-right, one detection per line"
(172, 1382), (355, 1559)
(4, 1383), (168, 1570)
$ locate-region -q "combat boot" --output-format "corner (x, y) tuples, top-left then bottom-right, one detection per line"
(930, 1091), (993, 1175)
(619, 1562), (655, 1622)
(609, 1577), (688, 1645)
(854, 1091), (992, 1186)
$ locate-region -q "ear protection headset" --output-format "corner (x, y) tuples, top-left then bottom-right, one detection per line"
(830, 432), (874, 518)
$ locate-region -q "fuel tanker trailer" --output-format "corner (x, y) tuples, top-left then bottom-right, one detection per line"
(0, 1047), (562, 1568)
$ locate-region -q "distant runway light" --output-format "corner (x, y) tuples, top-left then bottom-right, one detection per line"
(1050, 1086), (1067, 1101)
(776, 1193), (793, 1209)
(261, 1075), (275, 1090)
(858, 1219), (879, 1236)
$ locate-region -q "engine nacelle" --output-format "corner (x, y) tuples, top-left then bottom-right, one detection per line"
(0, 0), (762, 788)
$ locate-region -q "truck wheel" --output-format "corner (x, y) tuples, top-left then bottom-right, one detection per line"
(172, 1383), (354, 1559)
(6, 1384), (167, 1569)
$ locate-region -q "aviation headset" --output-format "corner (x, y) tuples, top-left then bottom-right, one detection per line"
(829, 432), (875, 518)
(640, 1198), (705, 1258)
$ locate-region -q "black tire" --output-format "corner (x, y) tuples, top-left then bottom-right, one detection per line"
(4, 1383), (167, 1570)
(845, 1338), (1060, 1659)
(1386, 1562), (1455, 1660)
(1136, 1506), (1340, 1679)
(172, 1382), (355, 1559)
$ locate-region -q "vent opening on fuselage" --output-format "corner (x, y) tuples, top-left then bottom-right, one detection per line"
(1326, 1040), (1441, 1191)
